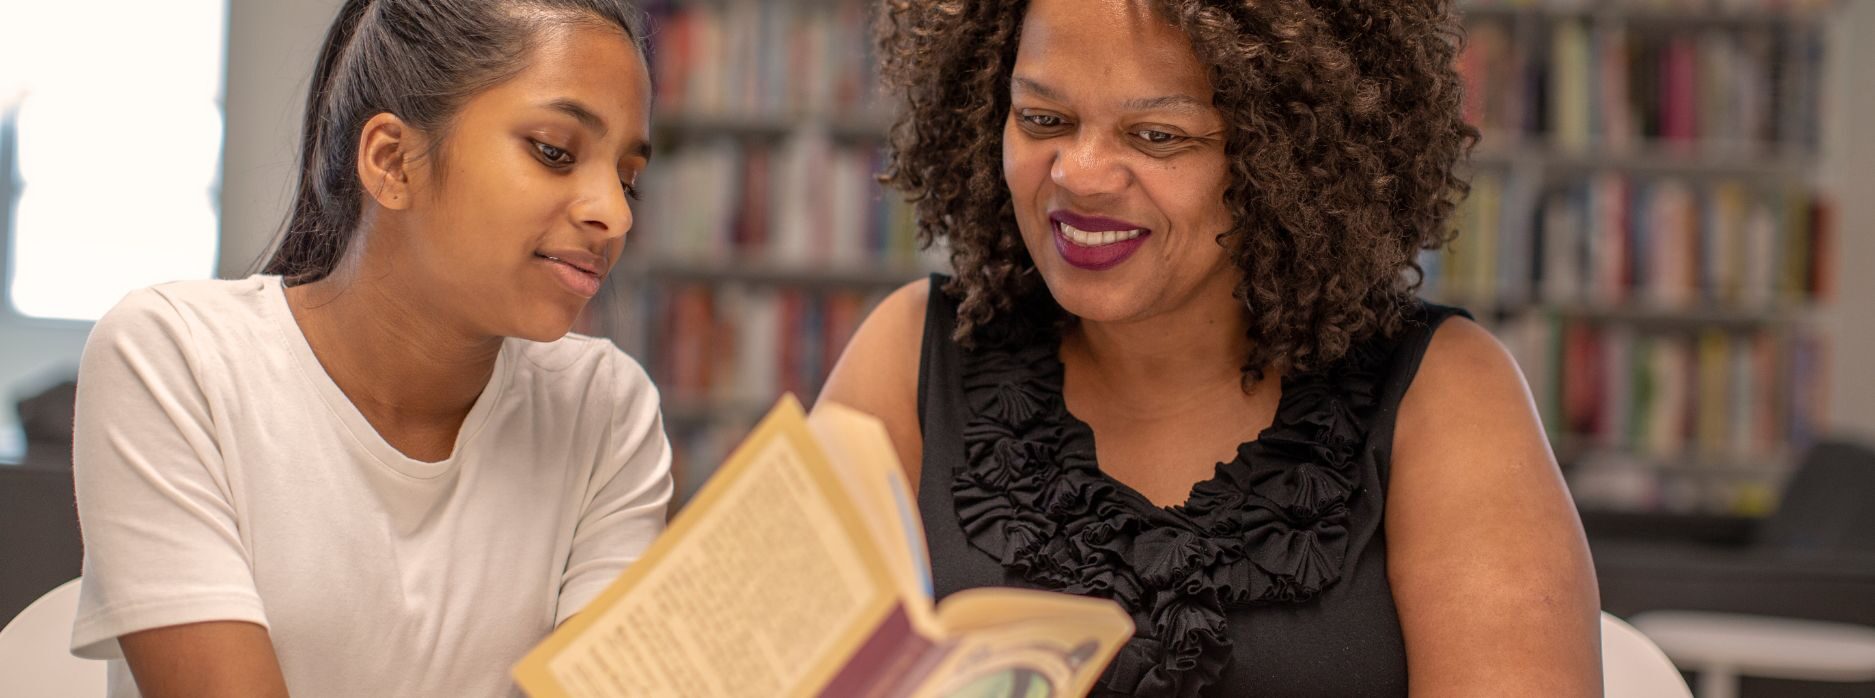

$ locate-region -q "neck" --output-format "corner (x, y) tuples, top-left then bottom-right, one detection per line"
(285, 238), (500, 423)
(1062, 279), (1259, 417)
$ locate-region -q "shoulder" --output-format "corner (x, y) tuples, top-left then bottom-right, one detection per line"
(1396, 314), (1529, 434)
(827, 276), (932, 388)
(864, 276), (935, 349)
(84, 277), (281, 374)
(92, 277), (274, 342)
(1415, 314), (1515, 384)
(816, 277), (932, 484)
(1388, 311), (1579, 564)
(90, 287), (188, 344)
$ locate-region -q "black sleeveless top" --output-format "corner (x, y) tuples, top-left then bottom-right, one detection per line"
(915, 276), (1470, 698)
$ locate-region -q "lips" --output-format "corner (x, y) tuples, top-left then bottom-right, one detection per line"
(1051, 210), (1146, 234)
(536, 250), (605, 276)
(1049, 210), (1151, 271)
(536, 249), (607, 298)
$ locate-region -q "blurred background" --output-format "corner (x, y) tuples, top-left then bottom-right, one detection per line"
(1, 0), (1871, 694)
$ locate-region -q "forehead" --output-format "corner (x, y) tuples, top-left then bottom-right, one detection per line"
(1013, 0), (1211, 102)
(473, 21), (651, 130)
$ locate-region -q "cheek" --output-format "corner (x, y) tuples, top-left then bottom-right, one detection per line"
(448, 165), (558, 239)
(1002, 124), (1049, 202)
(1001, 123), (1022, 193)
(1144, 158), (1232, 257)
(1173, 157), (1233, 231)
(1202, 156), (1232, 226)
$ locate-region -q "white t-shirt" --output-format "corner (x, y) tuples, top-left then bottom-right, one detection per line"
(69, 275), (673, 697)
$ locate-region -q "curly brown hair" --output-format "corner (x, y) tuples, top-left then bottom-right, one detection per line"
(875, 0), (1478, 378)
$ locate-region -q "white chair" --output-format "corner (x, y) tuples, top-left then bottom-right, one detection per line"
(0, 578), (108, 697)
(1632, 611), (1875, 698)
(1604, 611), (1693, 698)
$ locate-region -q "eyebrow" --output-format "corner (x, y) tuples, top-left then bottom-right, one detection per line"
(1121, 94), (1209, 114)
(1011, 76), (1210, 115)
(542, 97), (654, 161)
(1010, 76), (1067, 102)
(545, 97), (608, 137)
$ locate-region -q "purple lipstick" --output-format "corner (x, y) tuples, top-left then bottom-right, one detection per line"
(1050, 210), (1151, 271)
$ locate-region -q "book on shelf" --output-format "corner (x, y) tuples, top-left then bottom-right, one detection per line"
(650, 283), (886, 408)
(623, 0), (936, 508)
(648, 282), (899, 502)
(1458, 0), (1825, 157)
(1457, 16), (1535, 144)
(1424, 170), (1831, 310)
(514, 397), (1134, 698)
(1497, 312), (1829, 513)
(643, 0), (881, 120)
(639, 135), (921, 270)
(1459, 1), (1838, 21)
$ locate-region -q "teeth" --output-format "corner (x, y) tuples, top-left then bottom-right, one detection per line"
(1060, 222), (1143, 247)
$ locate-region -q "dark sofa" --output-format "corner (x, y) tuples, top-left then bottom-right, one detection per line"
(1588, 440), (1875, 697)
(0, 467), (83, 629)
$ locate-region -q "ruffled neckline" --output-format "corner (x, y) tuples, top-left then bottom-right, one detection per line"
(953, 297), (1392, 697)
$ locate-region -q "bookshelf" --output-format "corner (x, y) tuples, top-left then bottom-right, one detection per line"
(575, 0), (936, 502)
(1438, 0), (1840, 516)
(580, 0), (1842, 514)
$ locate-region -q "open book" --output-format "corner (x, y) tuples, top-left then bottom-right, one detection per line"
(513, 396), (1134, 698)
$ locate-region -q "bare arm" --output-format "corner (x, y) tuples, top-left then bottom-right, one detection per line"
(119, 622), (290, 698)
(815, 279), (929, 491)
(1388, 318), (1601, 696)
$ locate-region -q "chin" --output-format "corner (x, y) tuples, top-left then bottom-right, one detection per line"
(1036, 266), (1153, 324)
(508, 310), (582, 343)
(513, 326), (574, 343)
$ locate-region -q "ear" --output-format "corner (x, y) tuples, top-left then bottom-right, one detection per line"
(355, 112), (420, 210)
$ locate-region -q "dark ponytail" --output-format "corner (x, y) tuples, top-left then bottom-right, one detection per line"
(265, 0), (376, 285)
(262, 0), (646, 285)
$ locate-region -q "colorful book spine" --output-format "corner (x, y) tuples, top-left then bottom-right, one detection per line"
(1460, 5), (1822, 156)
(649, 283), (888, 408)
(643, 0), (881, 118)
(1500, 316), (1829, 513)
(638, 136), (920, 269)
(1425, 173), (1830, 309)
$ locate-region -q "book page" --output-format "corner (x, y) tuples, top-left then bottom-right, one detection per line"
(514, 397), (906, 698)
(808, 401), (936, 607)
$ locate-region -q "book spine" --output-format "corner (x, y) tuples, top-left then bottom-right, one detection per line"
(648, 1), (882, 117)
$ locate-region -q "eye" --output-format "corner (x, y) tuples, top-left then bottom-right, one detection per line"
(533, 140), (574, 166)
(1019, 111), (1067, 129)
(1135, 129), (1183, 145)
(621, 180), (641, 201)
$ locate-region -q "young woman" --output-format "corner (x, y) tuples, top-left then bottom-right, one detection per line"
(822, 0), (1601, 695)
(69, 1), (668, 696)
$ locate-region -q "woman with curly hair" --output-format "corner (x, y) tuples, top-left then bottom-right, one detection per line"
(819, 0), (1599, 695)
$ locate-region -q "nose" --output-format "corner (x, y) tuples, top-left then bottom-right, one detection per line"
(1050, 131), (1130, 199)
(570, 171), (633, 241)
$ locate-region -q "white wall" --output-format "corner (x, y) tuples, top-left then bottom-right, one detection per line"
(217, 0), (344, 279)
(1820, 0), (1875, 443)
(0, 0), (338, 459)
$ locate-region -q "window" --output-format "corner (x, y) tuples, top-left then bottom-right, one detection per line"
(1, 0), (227, 322)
